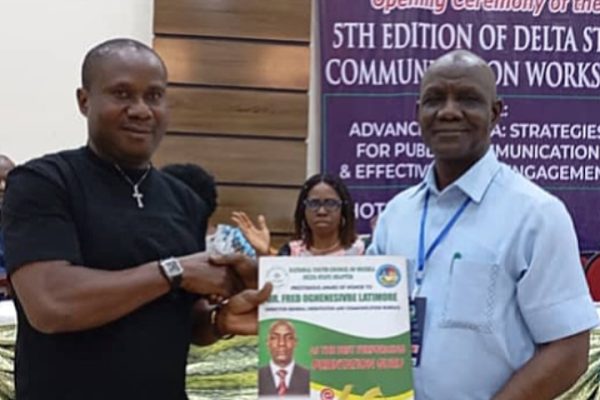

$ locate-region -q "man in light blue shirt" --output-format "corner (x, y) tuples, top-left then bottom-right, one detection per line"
(368, 50), (598, 399)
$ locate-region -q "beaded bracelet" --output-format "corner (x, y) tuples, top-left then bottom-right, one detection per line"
(209, 299), (235, 340)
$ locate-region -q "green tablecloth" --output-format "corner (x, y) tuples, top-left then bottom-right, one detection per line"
(0, 324), (597, 399)
(0, 326), (260, 400)
(556, 329), (600, 400)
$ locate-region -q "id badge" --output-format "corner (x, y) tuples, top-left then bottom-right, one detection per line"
(410, 297), (427, 367)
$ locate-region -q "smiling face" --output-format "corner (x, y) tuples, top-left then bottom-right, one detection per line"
(418, 52), (501, 168)
(267, 321), (298, 368)
(304, 182), (343, 241)
(77, 47), (168, 168)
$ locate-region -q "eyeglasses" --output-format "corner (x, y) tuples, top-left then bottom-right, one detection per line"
(304, 198), (343, 212)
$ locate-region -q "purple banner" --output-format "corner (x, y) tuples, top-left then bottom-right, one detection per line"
(319, 0), (600, 251)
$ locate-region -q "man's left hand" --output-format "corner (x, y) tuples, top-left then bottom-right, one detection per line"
(217, 283), (273, 336)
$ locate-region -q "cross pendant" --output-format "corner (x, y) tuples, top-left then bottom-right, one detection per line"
(132, 185), (144, 208)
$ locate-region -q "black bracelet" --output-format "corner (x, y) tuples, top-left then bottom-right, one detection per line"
(210, 299), (235, 340)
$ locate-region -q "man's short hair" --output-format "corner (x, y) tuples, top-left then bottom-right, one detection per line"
(269, 319), (296, 336)
(81, 38), (165, 89)
(161, 163), (218, 216)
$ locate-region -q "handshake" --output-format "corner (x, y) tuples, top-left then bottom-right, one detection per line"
(176, 252), (272, 338)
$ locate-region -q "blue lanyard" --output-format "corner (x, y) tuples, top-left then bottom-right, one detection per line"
(413, 190), (471, 299)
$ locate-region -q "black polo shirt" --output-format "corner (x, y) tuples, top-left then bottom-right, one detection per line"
(2, 147), (207, 400)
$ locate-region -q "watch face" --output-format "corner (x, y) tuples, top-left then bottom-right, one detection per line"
(164, 259), (183, 277)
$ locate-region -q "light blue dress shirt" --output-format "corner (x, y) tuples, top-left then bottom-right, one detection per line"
(368, 149), (599, 399)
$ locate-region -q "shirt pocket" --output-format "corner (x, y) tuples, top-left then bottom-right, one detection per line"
(439, 255), (500, 334)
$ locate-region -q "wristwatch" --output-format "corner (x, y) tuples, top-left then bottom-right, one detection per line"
(159, 257), (184, 290)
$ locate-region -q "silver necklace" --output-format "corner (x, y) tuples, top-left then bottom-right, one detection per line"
(114, 164), (151, 209)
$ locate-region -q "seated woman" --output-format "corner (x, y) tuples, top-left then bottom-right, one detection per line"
(232, 173), (364, 257)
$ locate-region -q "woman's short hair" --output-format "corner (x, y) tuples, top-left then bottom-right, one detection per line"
(293, 173), (356, 248)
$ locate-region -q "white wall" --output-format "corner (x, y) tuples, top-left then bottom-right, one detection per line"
(0, 0), (153, 164)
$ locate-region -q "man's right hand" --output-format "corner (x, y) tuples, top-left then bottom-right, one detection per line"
(210, 253), (258, 289)
(217, 283), (273, 336)
(178, 252), (243, 298)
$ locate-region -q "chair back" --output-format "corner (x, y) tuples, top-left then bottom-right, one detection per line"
(585, 252), (600, 301)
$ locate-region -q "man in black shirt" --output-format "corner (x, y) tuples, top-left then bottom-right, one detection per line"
(2, 38), (269, 400)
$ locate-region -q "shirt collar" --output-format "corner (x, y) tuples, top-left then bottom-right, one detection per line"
(270, 360), (295, 376)
(411, 148), (501, 204)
